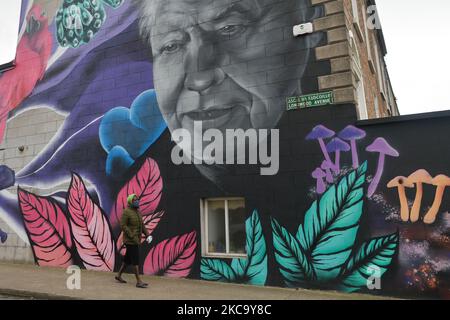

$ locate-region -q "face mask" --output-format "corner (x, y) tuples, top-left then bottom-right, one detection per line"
(131, 200), (140, 208)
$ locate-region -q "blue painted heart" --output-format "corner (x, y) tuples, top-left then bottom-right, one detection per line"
(99, 89), (166, 179)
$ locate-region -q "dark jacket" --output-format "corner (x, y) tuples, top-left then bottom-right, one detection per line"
(120, 207), (145, 245)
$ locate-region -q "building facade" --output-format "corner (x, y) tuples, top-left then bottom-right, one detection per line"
(0, 0), (448, 299)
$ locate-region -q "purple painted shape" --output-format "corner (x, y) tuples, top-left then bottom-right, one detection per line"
(0, 228), (7, 243)
(312, 167), (327, 194)
(14, 1), (140, 111)
(326, 138), (350, 173)
(366, 138), (399, 197)
(338, 125), (366, 169)
(321, 161), (334, 183)
(306, 125), (335, 164)
(0, 166), (15, 190)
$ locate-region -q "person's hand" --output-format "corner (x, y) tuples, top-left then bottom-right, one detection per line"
(146, 235), (153, 244)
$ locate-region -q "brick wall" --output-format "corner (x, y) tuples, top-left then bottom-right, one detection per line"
(0, 108), (65, 264)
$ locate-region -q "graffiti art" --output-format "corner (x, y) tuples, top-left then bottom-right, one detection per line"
(0, 0), (449, 299)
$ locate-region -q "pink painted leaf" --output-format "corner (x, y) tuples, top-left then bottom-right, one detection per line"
(116, 211), (165, 255)
(111, 157), (163, 228)
(18, 188), (73, 267)
(67, 173), (115, 271)
(143, 231), (197, 278)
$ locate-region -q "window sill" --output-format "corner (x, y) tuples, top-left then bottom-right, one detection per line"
(368, 58), (376, 74)
(353, 22), (364, 43)
(203, 253), (247, 260)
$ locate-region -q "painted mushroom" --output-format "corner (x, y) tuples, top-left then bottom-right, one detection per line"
(366, 138), (399, 197)
(408, 169), (433, 223)
(312, 167), (327, 194)
(387, 176), (414, 222)
(321, 160), (334, 183)
(306, 125), (335, 164)
(423, 174), (450, 224)
(338, 125), (366, 169)
(326, 138), (350, 173)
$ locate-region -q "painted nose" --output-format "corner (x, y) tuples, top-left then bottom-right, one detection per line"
(184, 69), (226, 93)
(183, 29), (226, 94)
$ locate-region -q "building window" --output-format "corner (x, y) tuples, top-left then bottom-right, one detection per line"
(362, 3), (376, 74)
(373, 36), (386, 98)
(201, 198), (246, 258)
(374, 95), (380, 118)
(351, 0), (364, 41)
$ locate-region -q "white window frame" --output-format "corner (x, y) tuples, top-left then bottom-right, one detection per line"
(201, 197), (247, 259)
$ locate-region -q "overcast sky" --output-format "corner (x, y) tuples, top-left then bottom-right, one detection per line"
(0, 0), (449, 115)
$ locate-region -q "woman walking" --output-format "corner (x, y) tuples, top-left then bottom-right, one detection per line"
(115, 194), (153, 288)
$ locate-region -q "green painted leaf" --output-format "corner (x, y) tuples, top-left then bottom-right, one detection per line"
(296, 162), (367, 281)
(102, 0), (125, 8)
(200, 259), (236, 282)
(272, 218), (314, 287)
(338, 232), (399, 293)
(231, 210), (267, 286)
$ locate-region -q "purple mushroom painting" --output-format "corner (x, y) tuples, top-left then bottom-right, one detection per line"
(312, 168), (327, 194)
(338, 125), (366, 169)
(366, 137), (399, 197)
(321, 160), (334, 183)
(326, 138), (350, 173)
(306, 125), (335, 165)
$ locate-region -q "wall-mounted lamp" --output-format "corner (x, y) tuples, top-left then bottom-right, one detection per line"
(293, 22), (313, 37)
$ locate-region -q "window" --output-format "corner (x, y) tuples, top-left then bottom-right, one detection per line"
(349, 31), (367, 120)
(374, 95), (380, 118)
(373, 36), (386, 98)
(362, 3), (376, 74)
(0, 0), (22, 70)
(351, 0), (364, 42)
(201, 198), (246, 258)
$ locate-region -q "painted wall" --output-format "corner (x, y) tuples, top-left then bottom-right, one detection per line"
(0, 0), (449, 299)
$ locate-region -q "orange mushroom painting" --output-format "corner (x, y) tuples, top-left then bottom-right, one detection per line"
(387, 170), (450, 224)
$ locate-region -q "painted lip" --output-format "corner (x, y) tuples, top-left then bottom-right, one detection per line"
(181, 104), (249, 130)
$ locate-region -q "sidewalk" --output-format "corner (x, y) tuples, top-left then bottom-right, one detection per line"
(0, 263), (398, 300)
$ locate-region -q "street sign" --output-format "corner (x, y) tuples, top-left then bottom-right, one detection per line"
(287, 91), (334, 110)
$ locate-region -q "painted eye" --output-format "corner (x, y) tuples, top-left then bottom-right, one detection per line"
(219, 24), (246, 37)
(161, 42), (182, 54)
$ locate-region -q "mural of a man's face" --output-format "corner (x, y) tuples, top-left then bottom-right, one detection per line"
(139, 0), (322, 152)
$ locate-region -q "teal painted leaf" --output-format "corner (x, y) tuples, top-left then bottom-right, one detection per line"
(272, 218), (314, 287)
(200, 259), (236, 282)
(231, 210), (267, 286)
(296, 162), (367, 281)
(102, 0), (125, 8)
(338, 232), (399, 293)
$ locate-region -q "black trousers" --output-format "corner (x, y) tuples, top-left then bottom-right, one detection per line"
(123, 244), (140, 266)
